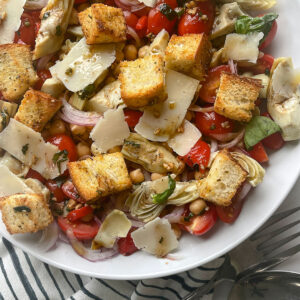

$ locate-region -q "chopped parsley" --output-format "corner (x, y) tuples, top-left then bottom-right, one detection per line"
(159, 237), (164, 244)
(24, 19), (31, 27)
(55, 25), (62, 36)
(22, 144), (29, 155)
(265, 68), (270, 75)
(152, 174), (176, 205)
(14, 206), (31, 213)
(52, 150), (68, 174)
(159, 3), (177, 21)
(1, 112), (7, 129)
(65, 67), (73, 76)
(43, 12), (50, 20)
(124, 140), (141, 148)
(210, 124), (216, 130)
(184, 212), (194, 222)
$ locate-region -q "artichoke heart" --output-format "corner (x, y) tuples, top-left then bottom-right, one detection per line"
(121, 133), (184, 174)
(216, 0), (276, 11)
(231, 152), (265, 187)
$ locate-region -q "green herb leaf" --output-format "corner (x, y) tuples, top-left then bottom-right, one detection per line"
(14, 206), (31, 213)
(244, 116), (281, 150)
(175, 7), (185, 18)
(78, 84), (95, 100)
(0, 112), (7, 129)
(235, 13), (278, 45)
(159, 3), (177, 21)
(152, 174), (176, 205)
(52, 150), (68, 173)
(184, 212), (194, 222)
(55, 25), (62, 36)
(124, 140), (141, 148)
(22, 144), (29, 155)
(43, 12), (50, 20)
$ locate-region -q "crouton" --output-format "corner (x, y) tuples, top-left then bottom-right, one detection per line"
(0, 193), (53, 234)
(0, 44), (38, 101)
(199, 150), (248, 206)
(78, 4), (126, 44)
(14, 89), (62, 132)
(164, 33), (212, 81)
(68, 152), (132, 201)
(119, 55), (167, 108)
(214, 73), (262, 122)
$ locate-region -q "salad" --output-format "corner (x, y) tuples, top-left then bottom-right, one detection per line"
(0, 0), (299, 261)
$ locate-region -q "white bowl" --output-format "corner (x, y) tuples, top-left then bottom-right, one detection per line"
(1, 0), (300, 280)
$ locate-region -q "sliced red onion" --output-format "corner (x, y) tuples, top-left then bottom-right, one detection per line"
(94, 216), (102, 227)
(115, 0), (145, 11)
(125, 213), (145, 227)
(66, 229), (118, 262)
(163, 206), (184, 223)
(210, 139), (218, 153)
(127, 26), (142, 47)
(228, 59), (238, 74)
(35, 54), (53, 71)
(59, 231), (69, 244)
(236, 182), (252, 202)
(37, 221), (58, 252)
(59, 98), (102, 126)
(25, 0), (48, 10)
(189, 105), (215, 113)
(218, 129), (245, 149)
(210, 132), (240, 142)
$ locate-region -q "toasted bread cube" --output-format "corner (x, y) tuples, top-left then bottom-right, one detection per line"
(0, 194), (53, 234)
(165, 33), (212, 81)
(214, 73), (262, 122)
(0, 44), (38, 101)
(199, 150), (247, 206)
(78, 4), (126, 44)
(14, 89), (62, 132)
(68, 152), (132, 201)
(119, 55), (167, 108)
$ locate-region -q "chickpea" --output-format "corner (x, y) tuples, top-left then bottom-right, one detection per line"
(76, 142), (91, 158)
(130, 169), (145, 184)
(77, 3), (90, 12)
(151, 173), (164, 181)
(124, 44), (138, 61)
(48, 119), (66, 136)
(171, 224), (182, 239)
(138, 45), (150, 58)
(189, 199), (207, 215)
(108, 145), (122, 153)
(70, 124), (86, 135)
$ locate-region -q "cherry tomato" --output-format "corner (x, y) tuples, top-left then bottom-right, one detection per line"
(67, 206), (93, 222)
(259, 15), (277, 50)
(124, 109), (143, 129)
(58, 217), (100, 240)
(123, 11), (139, 28)
(62, 181), (84, 202)
(45, 180), (66, 202)
(25, 168), (46, 184)
(247, 142), (269, 163)
(178, 1), (215, 35)
(180, 139), (210, 169)
(47, 134), (78, 162)
(195, 111), (235, 137)
(34, 70), (51, 90)
(198, 65), (231, 103)
(250, 54), (274, 75)
(14, 13), (36, 48)
(136, 15), (148, 37)
(118, 227), (138, 256)
(182, 205), (217, 235)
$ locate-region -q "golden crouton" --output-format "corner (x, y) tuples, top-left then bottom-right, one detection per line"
(68, 152), (132, 201)
(0, 44), (38, 101)
(214, 73), (262, 122)
(14, 89), (62, 132)
(119, 55), (167, 108)
(0, 193), (53, 234)
(78, 4), (126, 44)
(199, 150), (248, 206)
(164, 33), (212, 81)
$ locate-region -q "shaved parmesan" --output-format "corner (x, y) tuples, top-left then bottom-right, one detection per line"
(90, 108), (130, 153)
(223, 32), (264, 63)
(138, 0), (157, 7)
(168, 120), (202, 156)
(50, 38), (116, 92)
(0, 152), (28, 176)
(0, 165), (32, 197)
(131, 217), (178, 257)
(0, 119), (68, 179)
(0, 0), (26, 44)
(135, 70), (199, 142)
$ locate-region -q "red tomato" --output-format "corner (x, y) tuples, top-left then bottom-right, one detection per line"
(25, 168), (46, 184)
(259, 15), (277, 50)
(45, 180), (66, 202)
(47, 134), (78, 162)
(182, 205), (217, 235)
(118, 228), (138, 256)
(195, 111), (235, 137)
(123, 11), (139, 28)
(58, 217), (99, 240)
(180, 139), (210, 169)
(178, 1), (215, 35)
(135, 15), (148, 37)
(67, 206), (93, 222)
(124, 109), (143, 129)
(62, 181), (84, 202)
(14, 13), (36, 48)
(250, 54), (274, 75)
(247, 142), (269, 163)
(198, 65), (231, 103)
(34, 70), (51, 90)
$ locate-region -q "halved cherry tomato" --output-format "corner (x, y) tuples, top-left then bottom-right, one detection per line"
(247, 142), (269, 163)
(67, 206), (93, 222)
(259, 15), (277, 50)
(123, 11), (139, 28)
(136, 15), (148, 37)
(14, 12), (36, 48)
(250, 54), (274, 75)
(178, 1), (215, 35)
(198, 65), (231, 103)
(195, 111), (235, 137)
(118, 227), (138, 256)
(124, 109), (143, 129)
(47, 134), (78, 162)
(25, 168), (46, 184)
(182, 205), (217, 235)
(62, 181), (84, 202)
(58, 217), (100, 240)
(180, 139), (210, 169)
(45, 180), (66, 202)
(34, 70), (52, 90)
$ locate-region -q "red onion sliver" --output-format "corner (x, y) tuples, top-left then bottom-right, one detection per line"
(210, 132), (239, 142)
(114, 0), (145, 11)
(36, 54), (53, 71)
(218, 129), (245, 149)
(236, 182), (252, 202)
(163, 206), (185, 223)
(94, 217), (102, 227)
(25, 0), (48, 10)
(210, 139), (218, 154)
(126, 26), (142, 47)
(189, 105), (215, 113)
(59, 231), (69, 244)
(37, 221), (59, 252)
(228, 59), (238, 74)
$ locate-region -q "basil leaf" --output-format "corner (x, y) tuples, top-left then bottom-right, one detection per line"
(244, 116), (281, 150)
(78, 84), (95, 100)
(14, 206), (31, 213)
(152, 174), (176, 205)
(159, 3), (177, 21)
(22, 143), (29, 155)
(52, 150), (68, 173)
(235, 13), (278, 45)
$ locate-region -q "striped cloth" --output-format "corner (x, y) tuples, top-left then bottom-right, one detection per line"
(0, 236), (224, 300)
